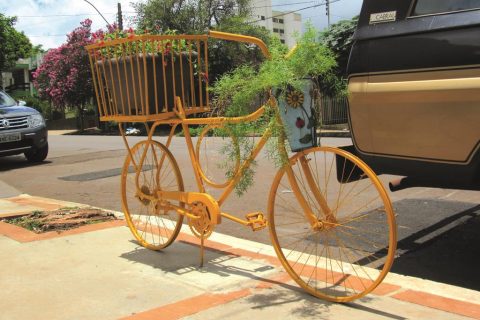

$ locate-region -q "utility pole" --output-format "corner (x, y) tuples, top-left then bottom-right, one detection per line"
(326, 0), (331, 27)
(117, 3), (123, 30)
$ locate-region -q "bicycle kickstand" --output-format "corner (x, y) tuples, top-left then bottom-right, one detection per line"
(200, 235), (205, 268)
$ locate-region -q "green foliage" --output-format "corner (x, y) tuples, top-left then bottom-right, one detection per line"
(212, 24), (338, 116)
(6, 210), (44, 232)
(132, 0), (251, 34)
(83, 105), (97, 116)
(131, 0), (270, 82)
(208, 16), (271, 82)
(51, 109), (64, 120)
(17, 95), (52, 119)
(0, 14), (33, 86)
(31, 44), (45, 55)
(176, 125), (205, 137)
(33, 19), (95, 130)
(210, 24), (338, 195)
(320, 16), (359, 81)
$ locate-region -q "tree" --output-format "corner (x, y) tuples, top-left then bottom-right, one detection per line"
(131, 0), (270, 82)
(132, 0), (251, 34)
(31, 44), (46, 55)
(0, 14), (33, 88)
(33, 19), (98, 129)
(319, 16), (359, 80)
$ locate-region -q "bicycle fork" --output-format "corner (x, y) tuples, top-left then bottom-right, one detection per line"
(285, 152), (337, 231)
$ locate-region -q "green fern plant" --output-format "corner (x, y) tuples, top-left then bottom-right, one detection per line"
(210, 24), (340, 196)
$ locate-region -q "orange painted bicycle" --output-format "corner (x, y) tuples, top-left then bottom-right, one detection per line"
(86, 31), (396, 302)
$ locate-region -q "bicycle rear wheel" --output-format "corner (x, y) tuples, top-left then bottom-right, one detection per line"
(121, 140), (184, 250)
(268, 146), (396, 302)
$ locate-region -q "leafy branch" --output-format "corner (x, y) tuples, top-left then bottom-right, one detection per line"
(209, 24), (339, 196)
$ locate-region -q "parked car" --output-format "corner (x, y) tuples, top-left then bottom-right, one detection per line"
(0, 90), (48, 162)
(346, 0), (480, 191)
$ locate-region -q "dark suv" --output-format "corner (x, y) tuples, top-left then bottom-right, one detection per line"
(0, 90), (48, 162)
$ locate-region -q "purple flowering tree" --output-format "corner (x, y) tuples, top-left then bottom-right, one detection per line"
(33, 19), (101, 129)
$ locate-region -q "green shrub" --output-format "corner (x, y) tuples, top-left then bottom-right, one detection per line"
(17, 95), (52, 119)
(51, 109), (63, 120)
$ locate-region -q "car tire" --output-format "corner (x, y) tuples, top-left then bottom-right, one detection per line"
(25, 143), (49, 162)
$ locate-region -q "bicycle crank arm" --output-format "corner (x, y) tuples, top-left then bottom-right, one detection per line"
(157, 190), (221, 224)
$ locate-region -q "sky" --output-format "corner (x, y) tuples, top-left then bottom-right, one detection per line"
(0, 0), (363, 50)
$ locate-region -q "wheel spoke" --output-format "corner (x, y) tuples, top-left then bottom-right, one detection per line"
(122, 140), (183, 250)
(269, 146), (396, 302)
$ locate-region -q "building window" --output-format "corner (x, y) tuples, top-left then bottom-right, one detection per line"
(273, 28), (279, 33)
(279, 19), (284, 23)
(280, 39), (285, 44)
(261, 15), (265, 20)
(279, 29), (284, 34)
(411, 0), (480, 16)
(273, 18), (278, 23)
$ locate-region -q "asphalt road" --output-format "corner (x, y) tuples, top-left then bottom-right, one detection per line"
(1, 133), (479, 290)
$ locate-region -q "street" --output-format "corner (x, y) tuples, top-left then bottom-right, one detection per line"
(1, 133), (480, 291)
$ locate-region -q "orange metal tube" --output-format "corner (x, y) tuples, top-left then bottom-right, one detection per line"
(298, 153), (332, 217)
(121, 43), (132, 116)
(218, 126), (272, 206)
(87, 50), (103, 118)
(151, 39), (159, 114)
(208, 30), (270, 58)
(114, 51), (126, 115)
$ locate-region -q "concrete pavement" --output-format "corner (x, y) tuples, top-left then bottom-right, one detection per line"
(1, 192), (480, 319)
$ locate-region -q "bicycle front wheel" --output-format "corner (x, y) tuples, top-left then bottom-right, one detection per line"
(121, 140), (184, 250)
(268, 146), (396, 302)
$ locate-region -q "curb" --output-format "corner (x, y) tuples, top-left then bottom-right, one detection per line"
(0, 194), (90, 218)
(318, 129), (351, 138)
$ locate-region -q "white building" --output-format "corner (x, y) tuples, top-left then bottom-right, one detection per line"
(1, 53), (45, 95)
(249, 0), (302, 48)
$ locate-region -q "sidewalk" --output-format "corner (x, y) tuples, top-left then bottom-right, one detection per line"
(1, 194), (479, 320)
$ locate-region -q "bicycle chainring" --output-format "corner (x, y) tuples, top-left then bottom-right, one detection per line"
(188, 201), (215, 239)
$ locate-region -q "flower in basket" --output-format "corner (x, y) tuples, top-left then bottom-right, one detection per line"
(87, 25), (208, 118)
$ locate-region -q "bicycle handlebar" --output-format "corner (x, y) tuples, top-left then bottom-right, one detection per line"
(208, 30), (270, 59)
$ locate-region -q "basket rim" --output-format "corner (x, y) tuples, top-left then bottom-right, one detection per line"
(85, 34), (209, 50)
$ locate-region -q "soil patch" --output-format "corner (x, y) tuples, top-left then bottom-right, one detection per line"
(1, 207), (118, 233)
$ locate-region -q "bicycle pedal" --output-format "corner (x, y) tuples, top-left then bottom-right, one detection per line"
(245, 212), (267, 231)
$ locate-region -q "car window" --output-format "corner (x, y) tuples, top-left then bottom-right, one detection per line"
(0, 91), (16, 107)
(412, 0), (480, 16)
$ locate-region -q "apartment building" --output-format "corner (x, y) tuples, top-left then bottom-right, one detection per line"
(250, 0), (302, 48)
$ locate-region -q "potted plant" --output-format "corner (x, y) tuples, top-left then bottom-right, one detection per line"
(210, 24), (342, 195)
(90, 28), (207, 117)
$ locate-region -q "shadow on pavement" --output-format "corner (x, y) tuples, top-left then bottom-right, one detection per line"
(246, 289), (332, 316)
(0, 156), (51, 172)
(120, 239), (289, 285)
(391, 199), (480, 290)
(120, 199), (480, 294)
(345, 302), (407, 320)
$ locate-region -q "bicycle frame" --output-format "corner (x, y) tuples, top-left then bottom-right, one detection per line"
(119, 95), (324, 230)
